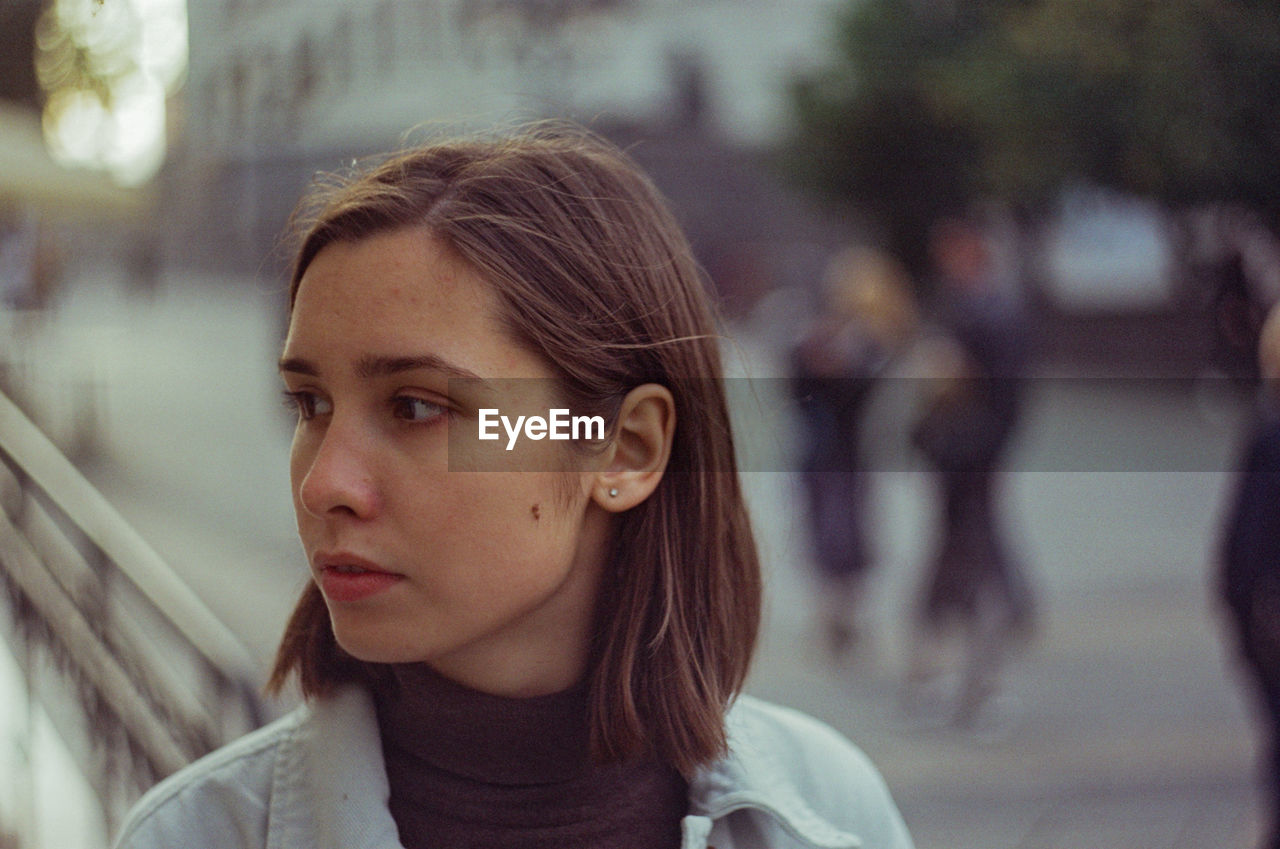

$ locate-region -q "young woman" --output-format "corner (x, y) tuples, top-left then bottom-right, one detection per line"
(113, 126), (914, 849)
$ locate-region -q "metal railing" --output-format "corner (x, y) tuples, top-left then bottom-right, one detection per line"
(0, 387), (267, 841)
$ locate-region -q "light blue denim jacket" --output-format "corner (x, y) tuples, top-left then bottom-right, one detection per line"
(113, 687), (914, 849)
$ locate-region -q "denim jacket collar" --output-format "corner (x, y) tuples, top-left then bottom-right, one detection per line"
(267, 687), (861, 849)
(268, 686), (402, 849)
(684, 697), (863, 849)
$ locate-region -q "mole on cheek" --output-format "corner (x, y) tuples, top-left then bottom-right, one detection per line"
(531, 503), (541, 521)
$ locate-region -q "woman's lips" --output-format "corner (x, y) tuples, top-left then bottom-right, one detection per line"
(315, 555), (404, 602)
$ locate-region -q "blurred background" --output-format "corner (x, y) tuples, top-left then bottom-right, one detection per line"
(1, 0), (1278, 846)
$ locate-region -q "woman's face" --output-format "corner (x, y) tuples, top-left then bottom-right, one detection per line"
(280, 226), (612, 697)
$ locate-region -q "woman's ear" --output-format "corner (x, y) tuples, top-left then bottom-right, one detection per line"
(593, 383), (675, 512)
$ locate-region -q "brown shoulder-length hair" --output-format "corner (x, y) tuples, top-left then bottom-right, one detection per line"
(267, 124), (761, 776)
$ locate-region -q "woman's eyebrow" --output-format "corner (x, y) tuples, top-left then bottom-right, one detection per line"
(276, 354), (484, 382)
(278, 356), (318, 376)
(354, 354), (483, 381)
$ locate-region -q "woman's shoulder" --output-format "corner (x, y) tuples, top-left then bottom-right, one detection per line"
(113, 687), (397, 849)
(724, 694), (894, 790)
(696, 695), (913, 848)
(111, 706), (307, 849)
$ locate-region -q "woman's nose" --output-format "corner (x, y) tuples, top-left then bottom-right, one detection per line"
(295, 424), (381, 520)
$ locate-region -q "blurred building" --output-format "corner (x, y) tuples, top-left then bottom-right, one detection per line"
(168, 0), (849, 290)
(0, 0), (41, 111)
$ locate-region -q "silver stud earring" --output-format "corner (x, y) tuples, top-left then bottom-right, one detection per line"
(608, 487), (619, 497)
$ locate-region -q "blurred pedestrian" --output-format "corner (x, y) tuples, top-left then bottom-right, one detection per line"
(0, 209), (60, 316)
(1208, 248), (1267, 383)
(1219, 302), (1280, 849)
(790, 246), (917, 655)
(905, 217), (1035, 728)
(1201, 209), (1273, 386)
(111, 125), (914, 849)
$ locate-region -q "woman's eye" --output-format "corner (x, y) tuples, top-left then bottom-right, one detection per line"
(282, 391), (332, 420)
(392, 396), (446, 423)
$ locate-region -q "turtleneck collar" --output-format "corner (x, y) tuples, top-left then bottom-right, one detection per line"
(373, 662), (593, 786)
(372, 662), (690, 849)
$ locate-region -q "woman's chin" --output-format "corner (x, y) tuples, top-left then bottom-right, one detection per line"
(331, 622), (429, 666)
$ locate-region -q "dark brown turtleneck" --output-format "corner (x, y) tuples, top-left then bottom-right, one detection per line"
(373, 664), (688, 849)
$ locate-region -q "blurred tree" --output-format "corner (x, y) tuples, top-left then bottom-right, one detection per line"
(784, 0), (1024, 277)
(788, 0), (1280, 277)
(945, 0), (1280, 217)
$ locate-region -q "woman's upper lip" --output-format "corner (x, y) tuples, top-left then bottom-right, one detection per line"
(313, 552), (399, 575)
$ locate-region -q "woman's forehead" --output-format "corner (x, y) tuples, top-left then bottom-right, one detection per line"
(285, 229), (553, 381)
(295, 230), (489, 312)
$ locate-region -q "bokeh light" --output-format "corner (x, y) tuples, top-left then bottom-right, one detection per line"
(34, 0), (188, 187)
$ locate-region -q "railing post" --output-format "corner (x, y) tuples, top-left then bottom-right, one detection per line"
(0, 388), (269, 845)
(18, 638), (36, 848)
